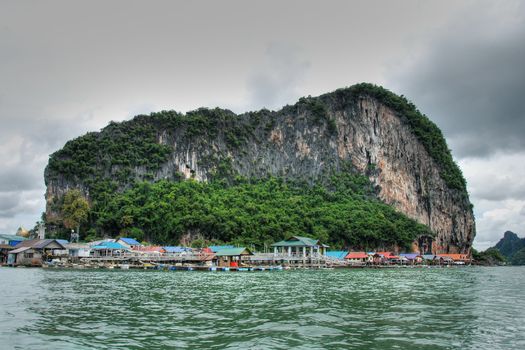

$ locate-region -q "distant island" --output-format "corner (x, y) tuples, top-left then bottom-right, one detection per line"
(42, 84), (474, 255)
(472, 231), (525, 265)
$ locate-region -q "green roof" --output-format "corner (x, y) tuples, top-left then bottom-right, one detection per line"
(0, 234), (28, 241)
(214, 247), (252, 256)
(271, 236), (323, 247)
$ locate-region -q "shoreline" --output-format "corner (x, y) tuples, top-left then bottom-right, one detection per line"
(1, 263), (491, 272)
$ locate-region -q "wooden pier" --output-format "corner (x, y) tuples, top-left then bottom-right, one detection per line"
(248, 253), (348, 268)
(43, 251), (349, 270)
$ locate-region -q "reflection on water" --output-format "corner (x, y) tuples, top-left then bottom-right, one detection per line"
(1, 267), (524, 349)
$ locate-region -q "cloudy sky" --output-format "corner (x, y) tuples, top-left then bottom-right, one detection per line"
(1, 0), (524, 249)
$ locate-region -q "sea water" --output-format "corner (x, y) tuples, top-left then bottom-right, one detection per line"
(0, 266), (524, 349)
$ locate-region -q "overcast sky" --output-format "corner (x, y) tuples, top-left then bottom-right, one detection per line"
(1, 0), (524, 250)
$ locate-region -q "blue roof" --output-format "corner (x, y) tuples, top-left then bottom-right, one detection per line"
(325, 251), (348, 260)
(209, 245), (235, 253)
(92, 241), (129, 250)
(163, 246), (192, 253)
(1, 234), (28, 246)
(56, 239), (69, 245)
(0, 234), (28, 242)
(118, 237), (140, 245)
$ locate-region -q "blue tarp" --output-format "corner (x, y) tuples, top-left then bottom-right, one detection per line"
(0, 234), (28, 246)
(163, 246), (192, 253)
(8, 240), (24, 247)
(118, 237), (140, 245)
(325, 251), (348, 260)
(92, 241), (128, 250)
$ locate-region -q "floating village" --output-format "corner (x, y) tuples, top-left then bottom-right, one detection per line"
(0, 226), (471, 271)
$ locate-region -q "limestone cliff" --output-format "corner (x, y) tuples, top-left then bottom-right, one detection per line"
(45, 84), (475, 253)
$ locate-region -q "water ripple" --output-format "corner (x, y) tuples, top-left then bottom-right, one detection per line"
(0, 267), (524, 349)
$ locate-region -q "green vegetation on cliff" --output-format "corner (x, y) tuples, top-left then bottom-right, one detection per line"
(62, 189), (90, 235)
(473, 231), (525, 266)
(47, 120), (172, 182)
(472, 248), (507, 266)
(47, 83), (467, 195)
(46, 108), (253, 190)
(491, 231), (525, 265)
(510, 248), (525, 265)
(45, 83), (466, 248)
(90, 173), (431, 250)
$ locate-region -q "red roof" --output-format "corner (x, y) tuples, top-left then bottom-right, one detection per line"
(199, 253), (215, 261)
(438, 254), (469, 261)
(132, 246), (166, 253)
(376, 252), (394, 258)
(345, 252), (369, 259)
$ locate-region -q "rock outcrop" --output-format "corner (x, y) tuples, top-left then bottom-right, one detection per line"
(45, 84), (475, 253)
(494, 231), (525, 258)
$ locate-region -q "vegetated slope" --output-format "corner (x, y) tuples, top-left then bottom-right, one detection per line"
(493, 231), (525, 265)
(45, 83), (475, 253)
(95, 173), (432, 251)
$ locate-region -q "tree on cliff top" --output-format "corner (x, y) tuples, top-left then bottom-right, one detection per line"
(62, 189), (90, 236)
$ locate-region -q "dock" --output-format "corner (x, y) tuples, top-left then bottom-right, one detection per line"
(42, 252), (348, 270)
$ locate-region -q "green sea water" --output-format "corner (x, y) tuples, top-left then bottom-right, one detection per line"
(0, 267), (524, 349)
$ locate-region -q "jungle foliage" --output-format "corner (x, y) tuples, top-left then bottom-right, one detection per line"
(62, 189), (90, 234)
(510, 248), (525, 266)
(90, 173), (432, 250)
(46, 108), (255, 188)
(472, 248), (507, 266)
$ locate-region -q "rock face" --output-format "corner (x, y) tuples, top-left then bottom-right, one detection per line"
(494, 231), (525, 258)
(45, 84), (475, 253)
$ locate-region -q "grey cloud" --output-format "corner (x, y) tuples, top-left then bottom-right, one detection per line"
(389, 2), (525, 159)
(471, 172), (525, 202)
(0, 113), (96, 193)
(0, 168), (41, 192)
(458, 151), (525, 248)
(0, 190), (41, 219)
(472, 189), (525, 203)
(0, 205), (18, 219)
(459, 152), (525, 202)
(0, 193), (20, 213)
(470, 190), (525, 250)
(246, 43), (310, 110)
